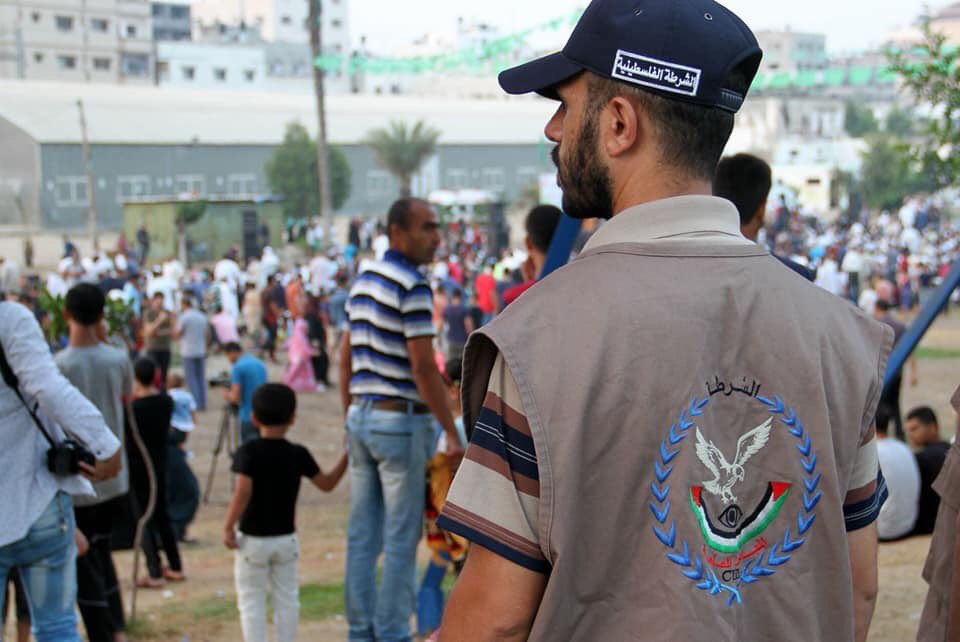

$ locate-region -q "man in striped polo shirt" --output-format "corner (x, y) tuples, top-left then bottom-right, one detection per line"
(338, 197), (463, 642)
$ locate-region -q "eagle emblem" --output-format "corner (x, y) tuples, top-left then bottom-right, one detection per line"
(694, 417), (773, 504)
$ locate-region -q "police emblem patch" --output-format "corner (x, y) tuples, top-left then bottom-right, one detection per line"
(649, 386), (820, 606)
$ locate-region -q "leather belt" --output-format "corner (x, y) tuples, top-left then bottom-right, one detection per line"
(354, 397), (430, 415)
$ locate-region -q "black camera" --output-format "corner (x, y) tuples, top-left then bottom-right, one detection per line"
(209, 372), (233, 388)
(47, 439), (96, 476)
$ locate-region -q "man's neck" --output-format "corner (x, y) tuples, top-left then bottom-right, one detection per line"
(259, 426), (288, 439)
(611, 172), (713, 217)
(68, 325), (100, 348)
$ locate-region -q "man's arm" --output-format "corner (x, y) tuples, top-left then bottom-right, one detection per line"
(908, 356), (919, 387)
(223, 473), (252, 549)
(4, 302), (120, 462)
(464, 315), (476, 336)
(439, 545), (547, 641)
(848, 522), (879, 642)
(948, 509), (960, 641)
(407, 336), (462, 458)
(224, 382), (241, 405)
(338, 330), (352, 415)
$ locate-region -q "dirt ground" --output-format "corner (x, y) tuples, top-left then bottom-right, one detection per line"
(6, 315), (960, 641)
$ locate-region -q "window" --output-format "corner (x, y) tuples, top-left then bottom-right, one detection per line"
(481, 168), (505, 190)
(152, 4), (164, 16)
(331, 19), (343, 28)
(182, 65), (195, 80)
(54, 15), (73, 31)
(174, 174), (206, 196)
(120, 53), (149, 76)
(171, 5), (189, 19)
(445, 169), (469, 189)
(31, 11), (41, 22)
(227, 174), (257, 195)
(33, 52), (43, 63)
(91, 18), (108, 32)
(516, 166), (539, 187)
(57, 55), (77, 70)
(54, 177), (87, 207)
(365, 171), (393, 199)
(125, 24), (138, 38)
(281, 15), (292, 25)
(244, 69), (255, 82)
(156, 60), (169, 80)
(214, 67), (227, 81)
(116, 175), (150, 202)
(93, 57), (111, 71)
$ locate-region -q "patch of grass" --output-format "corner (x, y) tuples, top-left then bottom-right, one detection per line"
(916, 346), (960, 360)
(300, 582), (345, 620)
(125, 614), (181, 640)
(191, 595), (239, 620)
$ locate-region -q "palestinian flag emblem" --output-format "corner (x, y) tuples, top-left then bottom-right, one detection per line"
(689, 482), (792, 554)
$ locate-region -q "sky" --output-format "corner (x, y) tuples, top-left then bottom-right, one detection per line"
(350, 0), (940, 55)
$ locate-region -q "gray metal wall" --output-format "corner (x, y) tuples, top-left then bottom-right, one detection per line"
(37, 140), (553, 229)
(0, 116), (41, 226)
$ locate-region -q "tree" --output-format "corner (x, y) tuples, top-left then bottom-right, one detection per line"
(844, 100), (878, 138)
(365, 120), (441, 197)
(888, 22), (960, 189)
(265, 122), (352, 221)
(885, 107), (915, 137)
(858, 134), (937, 210)
(175, 199), (207, 265)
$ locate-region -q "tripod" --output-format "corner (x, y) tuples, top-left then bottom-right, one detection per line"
(203, 402), (239, 504)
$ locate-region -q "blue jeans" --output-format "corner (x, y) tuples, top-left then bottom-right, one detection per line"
(183, 356), (207, 411)
(0, 493), (80, 642)
(345, 401), (433, 642)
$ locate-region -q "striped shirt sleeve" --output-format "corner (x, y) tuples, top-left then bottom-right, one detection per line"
(399, 283), (435, 339)
(842, 424), (888, 531)
(437, 354), (548, 574)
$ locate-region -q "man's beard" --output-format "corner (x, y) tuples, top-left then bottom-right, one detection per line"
(552, 119), (614, 220)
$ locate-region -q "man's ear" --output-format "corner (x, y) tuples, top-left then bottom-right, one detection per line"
(603, 96), (642, 158)
(754, 198), (768, 228)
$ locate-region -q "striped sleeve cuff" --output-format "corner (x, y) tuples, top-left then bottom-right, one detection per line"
(843, 470), (888, 532)
(437, 509), (551, 574)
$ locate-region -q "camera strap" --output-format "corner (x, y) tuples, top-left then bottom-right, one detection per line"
(0, 340), (59, 449)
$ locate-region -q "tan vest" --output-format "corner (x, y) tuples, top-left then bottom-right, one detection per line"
(463, 240), (892, 641)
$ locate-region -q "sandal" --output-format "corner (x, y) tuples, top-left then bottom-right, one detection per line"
(136, 576), (166, 589)
(163, 568), (186, 582)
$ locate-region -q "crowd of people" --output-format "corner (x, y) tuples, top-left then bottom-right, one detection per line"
(0, 176), (957, 641)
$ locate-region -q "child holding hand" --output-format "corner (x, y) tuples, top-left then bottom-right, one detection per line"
(223, 383), (347, 642)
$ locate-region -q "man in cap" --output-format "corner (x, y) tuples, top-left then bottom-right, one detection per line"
(436, 1), (892, 640)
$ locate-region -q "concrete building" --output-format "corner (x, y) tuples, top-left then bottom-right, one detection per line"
(190, 0), (349, 52)
(0, 0), (154, 83)
(0, 80), (557, 231)
(157, 40), (266, 88)
(755, 30), (828, 74)
(151, 2), (191, 41)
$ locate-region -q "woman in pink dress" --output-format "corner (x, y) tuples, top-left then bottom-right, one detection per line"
(283, 315), (316, 391)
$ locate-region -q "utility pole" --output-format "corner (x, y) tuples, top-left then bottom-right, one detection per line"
(77, 99), (99, 251)
(308, 0), (334, 245)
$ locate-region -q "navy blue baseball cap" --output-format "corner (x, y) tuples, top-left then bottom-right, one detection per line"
(499, 0), (762, 113)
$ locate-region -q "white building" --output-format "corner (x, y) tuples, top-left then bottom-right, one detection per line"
(157, 40), (265, 88)
(0, 0), (154, 84)
(755, 29), (828, 74)
(191, 0), (349, 51)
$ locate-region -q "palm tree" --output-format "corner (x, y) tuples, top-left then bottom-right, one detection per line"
(365, 121), (441, 198)
(308, 0), (333, 238)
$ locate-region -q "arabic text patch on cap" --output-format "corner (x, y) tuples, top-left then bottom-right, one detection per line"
(499, 0), (762, 113)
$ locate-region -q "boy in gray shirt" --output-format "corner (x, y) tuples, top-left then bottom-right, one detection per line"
(56, 284), (133, 642)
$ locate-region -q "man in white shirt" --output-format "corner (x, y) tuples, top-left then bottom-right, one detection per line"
(214, 252), (243, 292)
(0, 301), (121, 641)
(373, 231), (390, 260)
(875, 415), (920, 540)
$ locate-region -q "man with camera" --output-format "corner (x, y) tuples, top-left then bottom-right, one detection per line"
(0, 298), (122, 642)
(55, 283), (134, 642)
(223, 342), (268, 444)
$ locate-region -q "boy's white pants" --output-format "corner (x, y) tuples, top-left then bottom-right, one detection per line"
(235, 533), (300, 642)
